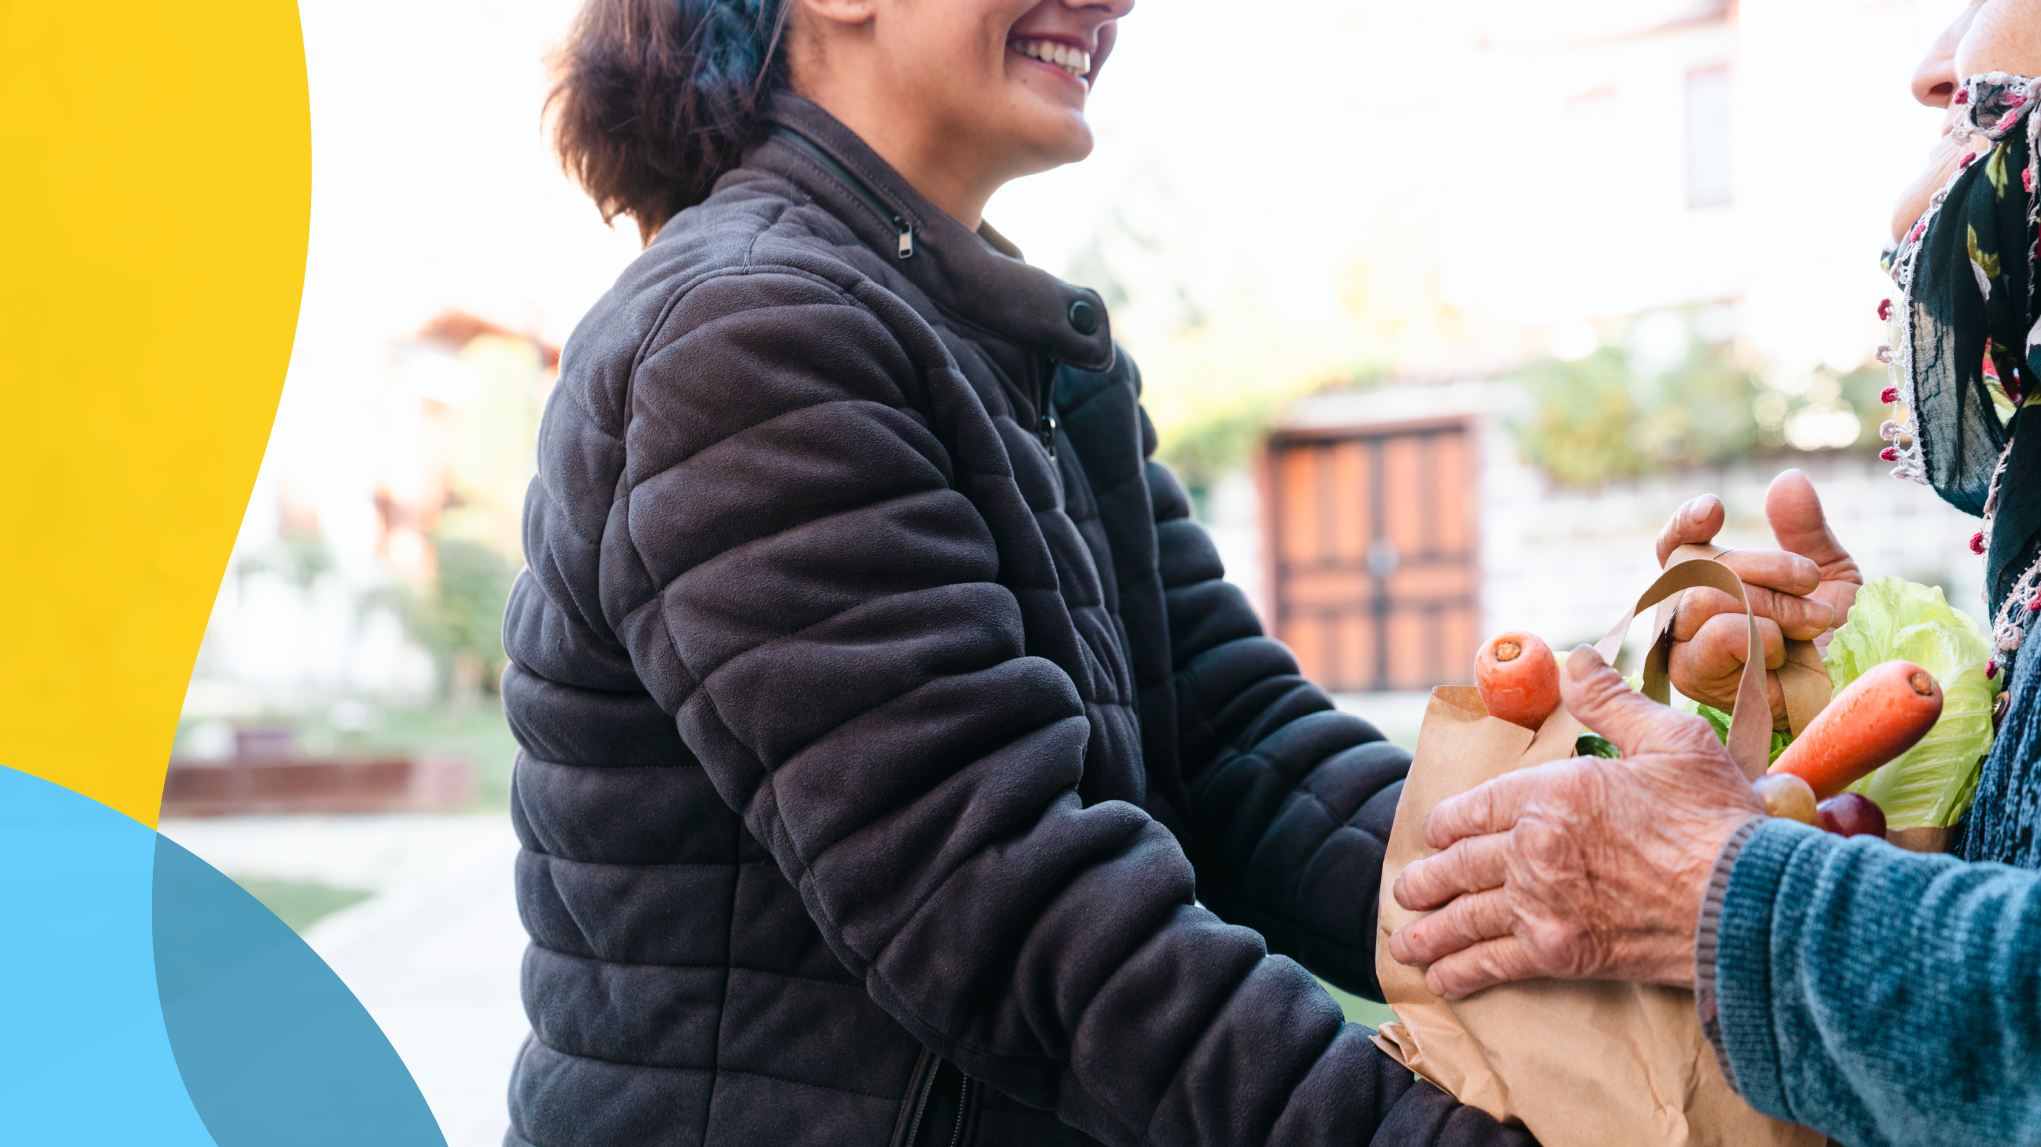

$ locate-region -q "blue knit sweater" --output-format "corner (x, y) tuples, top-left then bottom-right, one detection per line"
(1955, 634), (2041, 868)
(1700, 816), (2041, 1147)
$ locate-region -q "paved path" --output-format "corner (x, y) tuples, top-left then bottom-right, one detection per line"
(159, 813), (528, 1147)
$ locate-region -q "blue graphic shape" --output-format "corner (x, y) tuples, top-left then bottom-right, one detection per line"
(153, 834), (447, 1146)
(0, 765), (215, 1142)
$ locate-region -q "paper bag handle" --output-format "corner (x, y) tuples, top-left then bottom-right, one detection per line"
(1662, 543), (1833, 740)
(1591, 555), (1773, 779)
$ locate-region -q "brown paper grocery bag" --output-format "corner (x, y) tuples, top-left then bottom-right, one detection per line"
(1372, 558), (1823, 1147)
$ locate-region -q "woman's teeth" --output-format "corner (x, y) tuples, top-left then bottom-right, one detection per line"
(1012, 39), (1091, 78)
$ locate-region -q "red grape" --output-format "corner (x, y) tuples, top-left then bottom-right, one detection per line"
(1815, 793), (1888, 839)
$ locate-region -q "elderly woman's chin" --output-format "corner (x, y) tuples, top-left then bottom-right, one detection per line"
(1892, 125), (1977, 241)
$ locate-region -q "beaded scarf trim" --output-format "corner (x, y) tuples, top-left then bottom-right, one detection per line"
(1879, 73), (2041, 665)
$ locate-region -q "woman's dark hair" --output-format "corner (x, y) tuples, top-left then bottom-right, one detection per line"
(547, 0), (790, 243)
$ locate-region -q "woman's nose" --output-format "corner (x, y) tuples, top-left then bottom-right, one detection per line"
(1912, 50), (1958, 108)
(1911, 1), (1983, 108)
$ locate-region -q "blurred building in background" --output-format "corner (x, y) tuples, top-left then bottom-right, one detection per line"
(184, 313), (555, 726)
(175, 0), (637, 755)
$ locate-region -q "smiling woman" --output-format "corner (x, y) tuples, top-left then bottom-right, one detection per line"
(508, 3), (1533, 1147)
(548, 0), (1122, 242)
(781, 0), (1121, 227)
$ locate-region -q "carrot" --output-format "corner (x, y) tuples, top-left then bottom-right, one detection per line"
(1768, 660), (1944, 798)
(1476, 631), (1561, 730)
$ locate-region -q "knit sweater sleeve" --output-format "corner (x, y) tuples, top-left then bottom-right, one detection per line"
(1703, 817), (2041, 1147)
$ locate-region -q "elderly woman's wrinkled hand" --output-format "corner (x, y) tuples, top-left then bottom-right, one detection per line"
(1657, 470), (1862, 728)
(1386, 645), (1765, 1001)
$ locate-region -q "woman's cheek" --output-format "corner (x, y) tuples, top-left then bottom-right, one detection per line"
(1956, 0), (2041, 79)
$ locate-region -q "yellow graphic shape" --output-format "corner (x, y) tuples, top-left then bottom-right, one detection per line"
(0, 2), (311, 826)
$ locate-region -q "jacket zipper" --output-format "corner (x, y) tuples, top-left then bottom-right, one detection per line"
(1037, 358), (1058, 457)
(778, 124), (1057, 473)
(898, 1050), (940, 1147)
(893, 1052), (981, 1147)
(771, 126), (915, 259)
(945, 1072), (971, 1147)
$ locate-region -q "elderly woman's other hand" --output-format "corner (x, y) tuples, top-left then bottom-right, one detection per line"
(1387, 644), (1764, 1001)
(1657, 470), (1862, 727)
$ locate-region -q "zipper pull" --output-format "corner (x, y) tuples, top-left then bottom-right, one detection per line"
(895, 216), (914, 259)
(1038, 411), (1058, 456)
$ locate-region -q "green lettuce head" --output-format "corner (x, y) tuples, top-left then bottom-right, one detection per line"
(1822, 577), (2000, 829)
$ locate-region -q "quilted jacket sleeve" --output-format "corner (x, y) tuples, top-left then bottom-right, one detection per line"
(1146, 434), (1409, 1000)
(590, 270), (1531, 1147)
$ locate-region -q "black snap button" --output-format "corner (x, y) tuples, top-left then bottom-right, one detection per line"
(1067, 299), (1099, 335)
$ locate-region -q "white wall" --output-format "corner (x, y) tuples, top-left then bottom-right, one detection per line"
(1479, 414), (1988, 656)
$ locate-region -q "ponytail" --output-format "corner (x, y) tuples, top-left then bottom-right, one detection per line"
(547, 0), (789, 243)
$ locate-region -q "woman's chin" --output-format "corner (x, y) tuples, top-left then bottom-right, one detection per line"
(1020, 120), (1096, 174)
(1001, 93), (1095, 166)
(1893, 135), (1976, 240)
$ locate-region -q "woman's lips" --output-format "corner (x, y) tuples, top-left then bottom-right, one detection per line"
(1009, 38), (1092, 81)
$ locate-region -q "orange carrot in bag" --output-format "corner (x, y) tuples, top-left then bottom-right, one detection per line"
(1476, 631), (1561, 730)
(1768, 660), (1943, 798)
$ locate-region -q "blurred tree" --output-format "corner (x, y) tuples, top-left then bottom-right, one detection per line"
(366, 533), (518, 699)
(1156, 398), (1273, 514)
(1513, 348), (1649, 485)
(1836, 364), (1896, 431)
(1512, 339), (1767, 486)
(387, 327), (544, 699)
(1511, 334), (1898, 487)
(235, 532), (334, 592)
(439, 333), (546, 559)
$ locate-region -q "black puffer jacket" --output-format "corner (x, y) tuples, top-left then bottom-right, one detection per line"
(502, 95), (1531, 1147)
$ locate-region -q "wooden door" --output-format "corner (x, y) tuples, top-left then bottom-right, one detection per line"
(1266, 422), (1479, 692)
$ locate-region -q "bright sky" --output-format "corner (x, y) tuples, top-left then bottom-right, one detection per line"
(292, 0), (637, 354)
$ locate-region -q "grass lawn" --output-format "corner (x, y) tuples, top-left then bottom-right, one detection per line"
(1322, 981), (1398, 1030)
(182, 699), (523, 813)
(343, 701), (520, 812)
(229, 875), (375, 933)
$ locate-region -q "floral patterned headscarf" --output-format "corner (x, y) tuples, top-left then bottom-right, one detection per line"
(1884, 72), (2041, 663)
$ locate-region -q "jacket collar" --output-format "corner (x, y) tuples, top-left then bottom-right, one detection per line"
(751, 94), (1114, 373)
